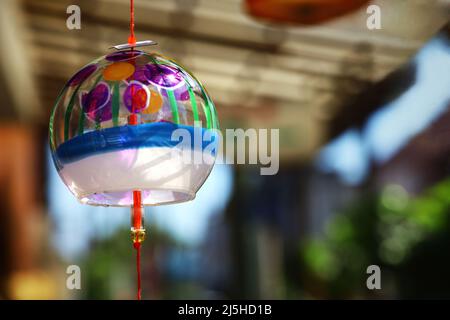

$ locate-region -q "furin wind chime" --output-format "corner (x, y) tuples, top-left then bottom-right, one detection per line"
(49, 0), (219, 299)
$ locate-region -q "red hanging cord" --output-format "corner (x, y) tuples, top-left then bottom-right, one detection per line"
(130, 118), (142, 301)
(131, 190), (143, 301)
(134, 238), (142, 300)
(128, 0), (142, 300)
(128, 0), (137, 45)
(129, 48), (142, 299)
(132, 190), (143, 300)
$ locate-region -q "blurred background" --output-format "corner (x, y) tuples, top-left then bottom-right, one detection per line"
(0, 0), (450, 299)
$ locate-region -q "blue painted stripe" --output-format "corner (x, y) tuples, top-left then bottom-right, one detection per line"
(56, 122), (218, 165)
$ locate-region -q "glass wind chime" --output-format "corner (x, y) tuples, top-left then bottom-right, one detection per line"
(49, 0), (219, 299)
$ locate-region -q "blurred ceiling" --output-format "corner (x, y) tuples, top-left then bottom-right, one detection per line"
(1, 0), (449, 159)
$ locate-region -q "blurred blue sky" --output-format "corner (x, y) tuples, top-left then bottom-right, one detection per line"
(317, 35), (450, 185)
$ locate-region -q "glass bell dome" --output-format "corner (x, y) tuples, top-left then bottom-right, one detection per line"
(49, 48), (219, 207)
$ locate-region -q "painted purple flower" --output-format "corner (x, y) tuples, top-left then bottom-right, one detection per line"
(145, 64), (184, 89)
(67, 64), (97, 86)
(123, 81), (150, 113)
(82, 82), (112, 122)
(127, 65), (152, 85)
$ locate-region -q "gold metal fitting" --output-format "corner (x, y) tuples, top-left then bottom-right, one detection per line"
(131, 228), (146, 244)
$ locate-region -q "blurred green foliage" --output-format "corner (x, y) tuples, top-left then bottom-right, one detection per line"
(301, 178), (450, 298)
